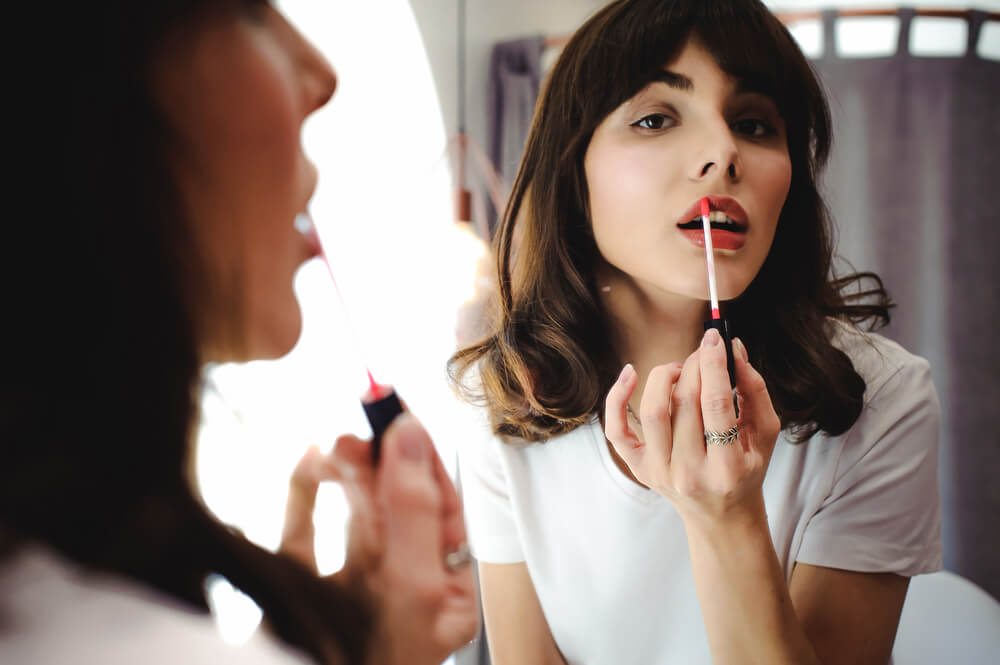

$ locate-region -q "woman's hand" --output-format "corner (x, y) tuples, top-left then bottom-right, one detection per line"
(279, 413), (480, 665)
(604, 328), (781, 527)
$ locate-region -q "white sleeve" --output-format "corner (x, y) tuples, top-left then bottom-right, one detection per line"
(457, 409), (525, 563)
(795, 355), (943, 577)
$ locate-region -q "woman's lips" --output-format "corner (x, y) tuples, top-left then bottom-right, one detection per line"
(677, 195), (748, 227)
(295, 212), (323, 259)
(679, 228), (747, 250)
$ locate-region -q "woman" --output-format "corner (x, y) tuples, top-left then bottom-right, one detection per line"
(2, 2), (477, 664)
(451, 0), (941, 663)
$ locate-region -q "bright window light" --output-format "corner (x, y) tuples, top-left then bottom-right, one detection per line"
(911, 17), (968, 57)
(837, 16), (901, 57)
(785, 18), (823, 58)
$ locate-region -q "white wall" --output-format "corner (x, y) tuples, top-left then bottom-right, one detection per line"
(409, 0), (607, 206)
(410, 0), (607, 151)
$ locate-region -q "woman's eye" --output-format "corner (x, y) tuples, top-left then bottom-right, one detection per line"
(733, 118), (774, 138)
(632, 114), (675, 131)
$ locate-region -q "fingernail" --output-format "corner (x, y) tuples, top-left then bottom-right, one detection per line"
(703, 327), (721, 347)
(733, 337), (748, 362)
(396, 415), (425, 462)
(617, 363), (634, 384)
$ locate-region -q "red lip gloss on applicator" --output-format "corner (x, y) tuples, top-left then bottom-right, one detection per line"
(300, 213), (403, 464)
(700, 197), (738, 414)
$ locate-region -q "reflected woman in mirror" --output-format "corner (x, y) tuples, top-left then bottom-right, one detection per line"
(2, 2), (478, 664)
(450, 0), (940, 663)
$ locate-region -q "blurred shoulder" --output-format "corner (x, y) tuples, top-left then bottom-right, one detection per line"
(0, 546), (309, 665)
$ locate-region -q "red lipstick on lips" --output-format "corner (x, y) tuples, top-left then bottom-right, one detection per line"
(678, 195), (748, 250)
(679, 228), (746, 250)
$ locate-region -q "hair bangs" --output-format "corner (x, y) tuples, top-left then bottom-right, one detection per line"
(691, 3), (827, 168)
(558, 0), (822, 164)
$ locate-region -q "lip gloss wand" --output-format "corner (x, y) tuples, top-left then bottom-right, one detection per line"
(298, 213), (403, 464)
(700, 197), (738, 416)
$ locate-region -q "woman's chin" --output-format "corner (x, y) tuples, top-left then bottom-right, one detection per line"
(255, 316), (304, 361)
(224, 310), (304, 364)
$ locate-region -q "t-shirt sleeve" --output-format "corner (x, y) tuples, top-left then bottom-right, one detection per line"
(795, 353), (943, 577)
(457, 408), (525, 564)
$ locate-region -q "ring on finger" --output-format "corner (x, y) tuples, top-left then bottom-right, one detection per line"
(704, 425), (739, 446)
(445, 542), (472, 571)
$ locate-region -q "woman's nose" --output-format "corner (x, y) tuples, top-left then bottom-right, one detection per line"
(292, 27), (337, 115)
(300, 44), (337, 115)
(689, 125), (742, 183)
(696, 160), (739, 180)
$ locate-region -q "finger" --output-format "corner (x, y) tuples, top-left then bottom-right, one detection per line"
(670, 350), (706, 461)
(698, 327), (739, 451)
(637, 362), (682, 466)
(332, 435), (378, 518)
(604, 364), (642, 464)
(331, 435), (382, 569)
(429, 449), (477, 589)
(332, 434), (374, 483)
(732, 338), (781, 457)
(425, 434), (467, 552)
(377, 413), (444, 574)
(279, 445), (331, 571)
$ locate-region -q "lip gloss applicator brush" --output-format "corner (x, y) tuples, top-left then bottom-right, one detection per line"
(700, 197), (738, 416)
(297, 213), (403, 464)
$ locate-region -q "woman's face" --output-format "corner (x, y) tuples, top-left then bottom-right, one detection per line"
(584, 36), (791, 306)
(153, 3), (336, 362)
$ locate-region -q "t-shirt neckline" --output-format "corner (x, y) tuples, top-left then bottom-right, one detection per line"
(586, 415), (664, 506)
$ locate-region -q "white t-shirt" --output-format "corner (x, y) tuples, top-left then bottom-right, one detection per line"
(0, 547), (310, 665)
(459, 326), (942, 665)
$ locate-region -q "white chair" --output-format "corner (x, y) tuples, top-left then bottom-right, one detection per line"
(892, 570), (1000, 664)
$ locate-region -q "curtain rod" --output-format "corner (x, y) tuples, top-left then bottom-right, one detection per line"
(543, 7), (998, 47)
(776, 8), (1000, 22)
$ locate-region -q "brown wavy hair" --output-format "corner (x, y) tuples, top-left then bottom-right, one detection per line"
(449, 0), (891, 444)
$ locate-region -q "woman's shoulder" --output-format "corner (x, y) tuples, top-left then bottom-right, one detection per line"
(818, 319), (940, 469)
(457, 398), (599, 488)
(785, 322), (943, 577)
(828, 319), (933, 402)
(0, 545), (308, 665)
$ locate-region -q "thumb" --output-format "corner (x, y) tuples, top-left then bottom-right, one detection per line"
(377, 413), (443, 574)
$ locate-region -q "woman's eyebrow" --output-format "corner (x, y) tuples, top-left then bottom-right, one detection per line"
(649, 70), (694, 92)
(648, 68), (778, 102)
(733, 75), (778, 101)
(639, 70), (779, 111)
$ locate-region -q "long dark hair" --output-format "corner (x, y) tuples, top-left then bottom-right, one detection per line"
(450, 0), (891, 443)
(2, 2), (369, 663)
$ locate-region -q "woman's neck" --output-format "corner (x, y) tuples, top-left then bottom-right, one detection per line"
(597, 264), (708, 413)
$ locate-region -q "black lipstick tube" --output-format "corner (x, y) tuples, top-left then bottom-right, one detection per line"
(362, 389), (404, 464)
(703, 318), (739, 418)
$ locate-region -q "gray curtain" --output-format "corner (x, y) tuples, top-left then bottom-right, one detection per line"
(813, 9), (999, 600)
(485, 36), (546, 235)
